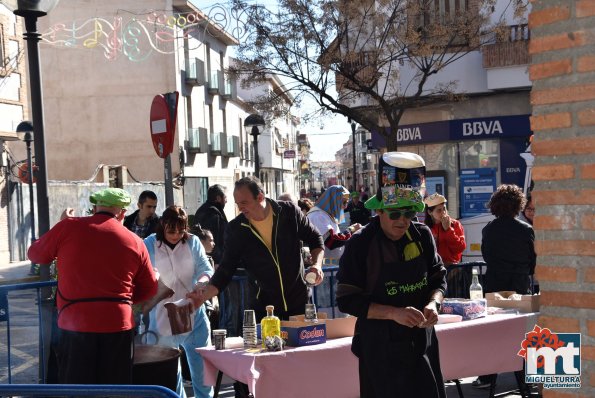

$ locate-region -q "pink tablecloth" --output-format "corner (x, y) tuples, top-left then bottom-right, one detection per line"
(197, 337), (358, 398)
(197, 313), (538, 397)
(435, 312), (538, 380)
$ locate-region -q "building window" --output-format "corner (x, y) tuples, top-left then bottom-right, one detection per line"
(415, 0), (472, 48)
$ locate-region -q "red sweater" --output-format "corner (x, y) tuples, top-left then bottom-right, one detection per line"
(28, 213), (157, 333)
(429, 219), (466, 265)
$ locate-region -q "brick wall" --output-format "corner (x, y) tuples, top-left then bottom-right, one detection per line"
(529, 1), (595, 396)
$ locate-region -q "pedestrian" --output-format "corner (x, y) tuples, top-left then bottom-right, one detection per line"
(278, 192), (297, 203)
(297, 197), (314, 216)
(194, 184), (228, 265)
(307, 185), (362, 312)
(345, 191), (372, 226)
(187, 176), (325, 397)
(337, 152), (447, 398)
(144, 206), (213, 398)
(187, 176), (325, 320)
(27, 188), (158, 385)
(423, 193), (466, 297)
(518, 194), (534, 225)
(472, 184), (536, 389)
(124, 190), (159, 238)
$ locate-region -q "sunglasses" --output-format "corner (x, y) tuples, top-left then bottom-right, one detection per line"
(385, 209), (417, 220)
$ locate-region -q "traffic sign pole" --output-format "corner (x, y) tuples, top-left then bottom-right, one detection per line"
(164, 155), (174, 207)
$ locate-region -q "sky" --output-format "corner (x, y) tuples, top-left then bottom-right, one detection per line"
(299, 104), (352, 162)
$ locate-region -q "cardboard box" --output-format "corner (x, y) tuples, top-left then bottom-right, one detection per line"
(257, 322), (327, 347)
(289, 313), (356, 340)
(485, 291), (540, 313)
(442, 298), (487, 320)
(280, 321), (327, 347)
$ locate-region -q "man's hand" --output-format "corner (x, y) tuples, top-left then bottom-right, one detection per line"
(60, 208), (75, 220)
(390, 306), (426, 328)
(418, 301), (439, 328)
(186, 283), (218, 309)
(305, 265), (324, 286)
(349, 223), (363, 233)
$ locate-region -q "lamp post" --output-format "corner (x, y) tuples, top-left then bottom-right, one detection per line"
(8, 0), (58, 254)
(244, 113), (265, 179)
(8, 0), (59, 384)
(349, 118), (357, 191)
(16, 121), (37, 275)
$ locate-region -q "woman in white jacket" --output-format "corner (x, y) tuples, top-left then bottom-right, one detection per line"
(144, 206), (214, 398)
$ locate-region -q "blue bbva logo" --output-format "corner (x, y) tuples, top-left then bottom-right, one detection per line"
(518, 325), (581, 389)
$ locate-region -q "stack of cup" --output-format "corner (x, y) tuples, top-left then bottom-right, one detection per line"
(243, 309), (258, 348)
(212, 329), (227, 350)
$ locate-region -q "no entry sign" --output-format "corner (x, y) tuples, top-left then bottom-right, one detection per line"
(150, 92), (178, 158)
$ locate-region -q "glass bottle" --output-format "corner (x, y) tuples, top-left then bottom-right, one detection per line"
(260, 305), (281, 348)
(469, 267), (484, 300)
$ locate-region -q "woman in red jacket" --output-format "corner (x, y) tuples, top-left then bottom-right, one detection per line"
(423, 193), (466, 265)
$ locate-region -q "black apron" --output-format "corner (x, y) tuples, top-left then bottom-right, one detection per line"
(352, 236), (446, 398)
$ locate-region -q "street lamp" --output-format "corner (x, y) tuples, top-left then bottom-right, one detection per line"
(7, 0), (59, 245)
(244, 113), (265, 179)
(349, 118), (357, 191)
(8, 1), (59, 383)
(15, 121), (37, 275)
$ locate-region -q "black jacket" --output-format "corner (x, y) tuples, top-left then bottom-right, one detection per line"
(482, 216), (536, 276)
(336, 218), (447, 319)
(210, 199), (324, 319)
(123, 210), (159, 239)
(194, 201), (228, 263)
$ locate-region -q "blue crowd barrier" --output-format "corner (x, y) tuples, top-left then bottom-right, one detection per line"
(0, 384), (180, 397)
(0, 280), (57, 384)
(312, 265), (339, 318)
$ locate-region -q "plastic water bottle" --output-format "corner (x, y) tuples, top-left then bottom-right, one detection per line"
(469, 267), (483, 300)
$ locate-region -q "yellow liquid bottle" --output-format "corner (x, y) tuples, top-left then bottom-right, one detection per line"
(260, 305), (281, 348)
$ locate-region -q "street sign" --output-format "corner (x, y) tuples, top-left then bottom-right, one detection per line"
(283, 149), (296, 159)
(150, 92), (178, 158)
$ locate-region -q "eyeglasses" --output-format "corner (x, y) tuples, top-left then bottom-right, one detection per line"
(525, 207), (535, 212)
(385, 209), (417, 220)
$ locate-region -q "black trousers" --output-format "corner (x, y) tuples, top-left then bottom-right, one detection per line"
(58, 328), (135, 384)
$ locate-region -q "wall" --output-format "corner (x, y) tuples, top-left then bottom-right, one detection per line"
(37, 0), (178, 182)
(529, 1), (595, 396)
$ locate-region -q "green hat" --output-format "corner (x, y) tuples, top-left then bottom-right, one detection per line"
(365, 152), (426, 213)
(90, 188), (132, 208)
(350, 191), (360, 198)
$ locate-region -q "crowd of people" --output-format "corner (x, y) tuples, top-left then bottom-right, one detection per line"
(27, 150), (536, 398)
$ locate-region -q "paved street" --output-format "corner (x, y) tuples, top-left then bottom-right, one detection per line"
(1, 261), (537, 397)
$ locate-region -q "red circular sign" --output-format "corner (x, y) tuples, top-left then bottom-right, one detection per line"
(150, 94), (175, 158)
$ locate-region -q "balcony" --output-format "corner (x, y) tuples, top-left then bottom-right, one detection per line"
(335, 50), (380, 92)
(185, 58), (205, 85)
(225, 135), (240, 157)
(208, 70), (223, 95)
(221, 77), (237, 100)
(185, 127), (208, 153)
(210, 132), (222, 154)
(482, 25), (530, 68)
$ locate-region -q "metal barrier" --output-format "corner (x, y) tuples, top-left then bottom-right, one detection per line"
(312, 265), (339, 318)
(0, 384), (180, 397)
(0, 280), (57, 384)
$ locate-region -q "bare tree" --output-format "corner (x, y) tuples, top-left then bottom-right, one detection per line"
(229, 0), (528, 150)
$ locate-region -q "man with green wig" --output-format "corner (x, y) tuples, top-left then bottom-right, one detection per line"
(336, 152), (447, 398)
(28, 188), (157, 385)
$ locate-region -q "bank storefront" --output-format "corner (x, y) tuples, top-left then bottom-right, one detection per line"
(371, 114), (533, 220)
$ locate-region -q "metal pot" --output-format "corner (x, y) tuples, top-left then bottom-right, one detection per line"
(133, 345), (181, 391)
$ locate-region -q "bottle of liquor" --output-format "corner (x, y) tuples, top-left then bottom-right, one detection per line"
(261, 305), (281, 348)
(469, 267), (483, 300)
